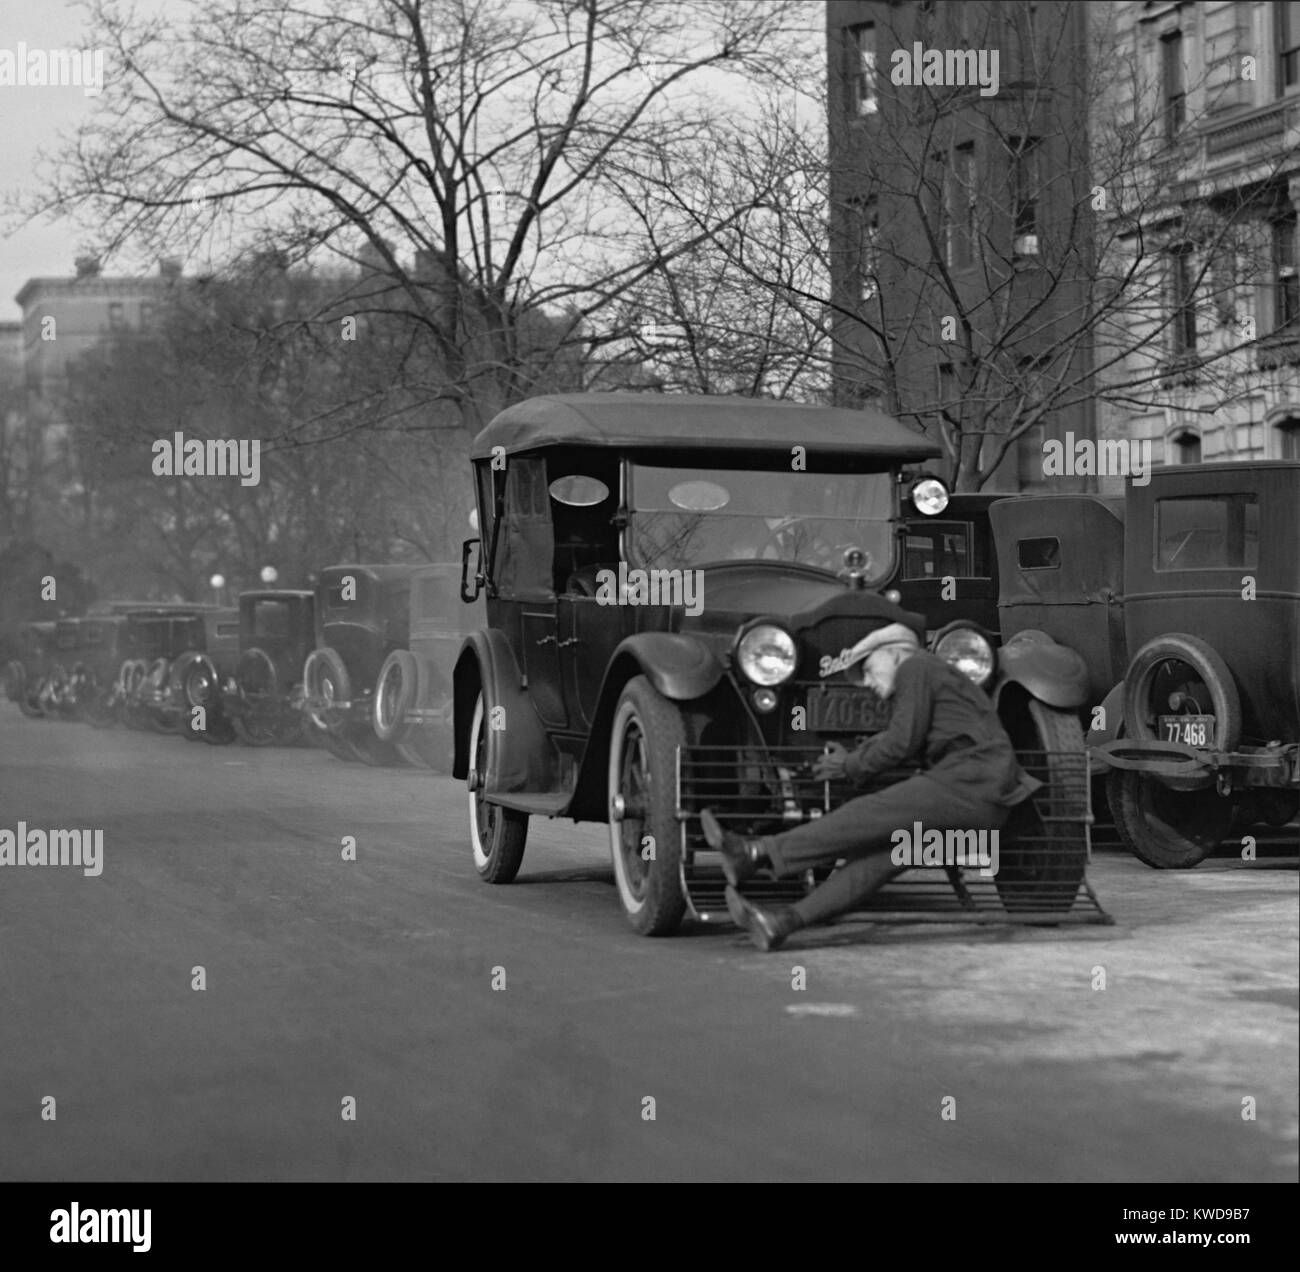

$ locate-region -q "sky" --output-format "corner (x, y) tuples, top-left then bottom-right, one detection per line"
(0, 0), (114, 319)
(0, 0), (823, 324)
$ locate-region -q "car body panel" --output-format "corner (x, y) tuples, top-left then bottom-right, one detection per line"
(1121, 462), (1299, 742)
(991, 493), (1127, 707)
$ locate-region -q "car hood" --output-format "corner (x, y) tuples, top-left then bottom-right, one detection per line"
(671, 562), (921, 641)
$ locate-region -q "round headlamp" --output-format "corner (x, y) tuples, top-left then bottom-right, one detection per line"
(910, 477), (950, 516)
(934, 625), (995, 687)
(736, 624), (797, 686)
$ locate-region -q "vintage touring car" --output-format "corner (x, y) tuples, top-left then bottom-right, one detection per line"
(1091, 462), (1300, 867)
(454, 393), (1104, 936)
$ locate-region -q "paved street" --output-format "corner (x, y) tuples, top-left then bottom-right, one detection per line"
(1, 710), (1295, 1182)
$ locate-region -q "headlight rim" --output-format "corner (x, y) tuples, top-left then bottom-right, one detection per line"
(734, 621), (799, 687)
(909, 475), (951, 517)
(932, 621), (996, 688)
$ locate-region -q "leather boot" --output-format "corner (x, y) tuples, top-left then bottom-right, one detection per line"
(725, 886), (805, 952)
(699, 808), (767, 886)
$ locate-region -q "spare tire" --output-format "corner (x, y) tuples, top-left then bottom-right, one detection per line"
(236, 647), (278, 701)
(373, 650), (421, 742)
(1122, 633), (1241, 752)
(302, 647), (352, 732)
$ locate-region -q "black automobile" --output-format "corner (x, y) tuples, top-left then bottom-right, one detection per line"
(165, 607), (242, 743)
(217, 590), (316, 746)
(115, 607), (216, 732)
(454, 393), (1100, 936)
(372, 563), (484, 769)
(1091, 462), (1299, 867)
(302, 564), (417, 765)
(6, 620), (57, 718)
(893, 490), (1002, 639)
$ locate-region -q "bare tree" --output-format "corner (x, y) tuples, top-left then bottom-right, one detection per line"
(30, 0), (809, 440)
(653, 1), (1299, 489)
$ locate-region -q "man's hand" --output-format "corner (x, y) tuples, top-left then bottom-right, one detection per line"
(812, 742), (852, 781)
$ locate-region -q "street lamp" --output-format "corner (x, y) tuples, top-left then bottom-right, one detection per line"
(260, 566), (279, 585)
(210, 573), (225, 604)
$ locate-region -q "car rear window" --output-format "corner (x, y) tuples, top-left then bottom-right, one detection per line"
(251, 601), (291, 639)
(1155, 494), (1259, 570)
(1017, 537), (1060, 569)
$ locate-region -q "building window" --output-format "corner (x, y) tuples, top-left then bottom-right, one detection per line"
(847, 23), (878, 117)
(948, 143), (976, 269)
(851, 196), (880, 301)
(1170, 246), (1197, 355)
(1172, 431), (1201, 464)
(1010, 138), (1039, 257)
(1273, 215), (1299, 331)
(108, 302), (125, 330)
(1279, 2), (1300, 94)
(1276, 416), (1300, 459)
(1162, 31), (1186, 138)
(140, 302), (155, 326)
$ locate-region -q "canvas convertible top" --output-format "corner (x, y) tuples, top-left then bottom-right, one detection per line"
(472, 393), (943, 463)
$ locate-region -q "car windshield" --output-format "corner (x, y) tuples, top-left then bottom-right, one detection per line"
(627, 464), (897, 581)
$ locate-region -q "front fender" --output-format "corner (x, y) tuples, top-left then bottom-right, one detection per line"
(451, 629), (560, 795)
(993, 629), (1090, 711)
(607, 632), (725, 701)
(567, 633), (727, 823)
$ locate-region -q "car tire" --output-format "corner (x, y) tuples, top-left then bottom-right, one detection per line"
(374, 650), (420, 743)
(467, 691), (528, 883)
(67, 664), (99, 721)
(997, 699), (1088, 912)
(3, 660), (25, 702)
(236, 647), (278, 700)
(1106, 768), (1233, 869)
(1122, 633), (1242, 751)
(18, 679), (45, 718)
(302, 647), (351, 733)
(607, 675), (688, 936)
(199, 715), (238, 745)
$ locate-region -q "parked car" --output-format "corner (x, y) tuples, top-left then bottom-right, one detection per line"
(165, 607), (242, 743)
(453, 393), (1099, 936)
(115, 607), (215, 732)
(1092, 461), (1299, 867)
(59, 613), (135, 723)
(372, 563), (484, 769)
(302, 564), (418, 765)
(6, 620), (57, 718)
(893, 490), (1002, 638)
(218, 590), (316, 746)
(990, 493), (1128, 826)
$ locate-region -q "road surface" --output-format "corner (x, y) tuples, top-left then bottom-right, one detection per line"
(1, 710), (1295, 1180)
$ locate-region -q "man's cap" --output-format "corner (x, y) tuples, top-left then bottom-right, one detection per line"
(844, 622), (921, 667)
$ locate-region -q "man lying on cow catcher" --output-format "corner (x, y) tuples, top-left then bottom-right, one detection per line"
(703, 623), (1049, 950)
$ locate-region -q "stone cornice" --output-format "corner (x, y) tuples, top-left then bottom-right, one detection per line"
(14, 275), (178, 309)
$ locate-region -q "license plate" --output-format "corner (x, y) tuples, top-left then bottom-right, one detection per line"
(1159, 715), (1215, 747)
(806, 686), (889, 734)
